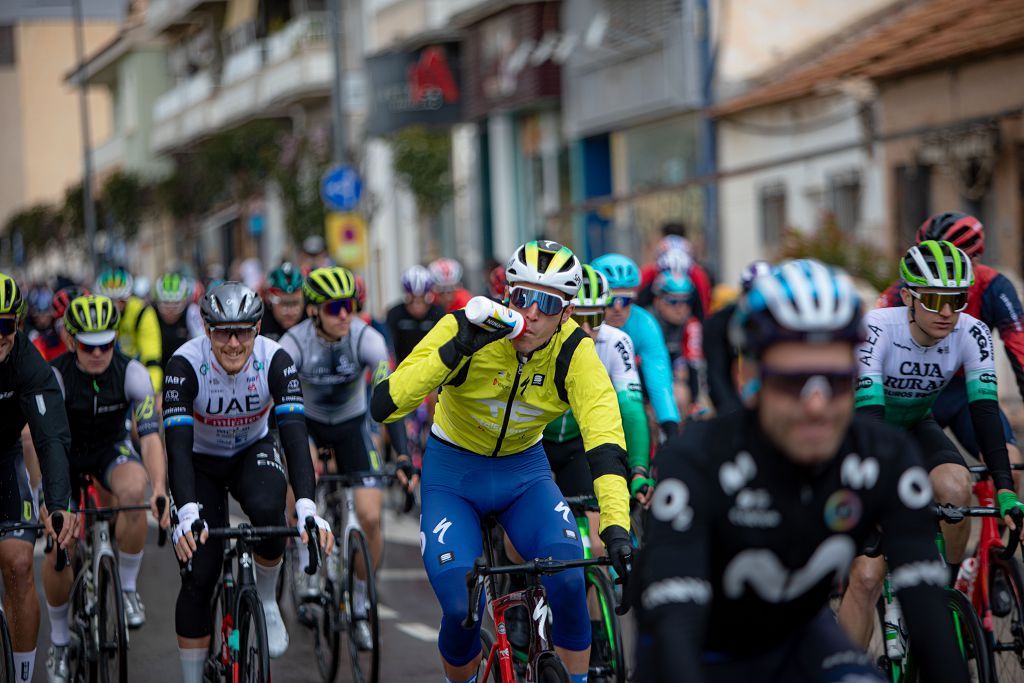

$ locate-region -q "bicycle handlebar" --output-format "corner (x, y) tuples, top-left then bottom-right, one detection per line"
(563, 495), (600, 513)
(934, 503), (1022, 561)
(182, 517), (321, 576)
(319, 463), (416, 513)
(461, 555), (615, 630)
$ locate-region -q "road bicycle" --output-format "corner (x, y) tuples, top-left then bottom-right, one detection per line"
(464, 514), (619, 683)
(563, 495), (626, 683)
(183, 512), (320, 683)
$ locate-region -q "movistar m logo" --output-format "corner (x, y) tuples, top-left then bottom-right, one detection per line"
(723, 536), (856, 602)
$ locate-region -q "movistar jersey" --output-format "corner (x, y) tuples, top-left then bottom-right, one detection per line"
(856, 306), (998, 428)
(371, 311), (630, 532)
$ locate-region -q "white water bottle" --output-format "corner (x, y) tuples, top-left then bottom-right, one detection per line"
(954, 556), (979, 596)
(883, 599), (906, 660)
(464, 296), (525, 339)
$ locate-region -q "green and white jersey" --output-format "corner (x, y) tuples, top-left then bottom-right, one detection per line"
(855, 306), (998, 427)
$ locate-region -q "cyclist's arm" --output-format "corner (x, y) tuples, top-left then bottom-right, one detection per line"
(704, 306), (743, 414)
(878, 432), (970, 683)
(854, 317), (887, 422)
(565, 334), (630, 532)
(361, 329), (409, 455)
(125, 359), (165, 497)
(19, 343), (72, 512)
(163, 356), (199, 505)
(980, 274), (1024, 404)
(962, 319), (1014, 491)
(268, 348), (315, 501)
(371, 313), (465, 424)
(137, 304), (164, 392)
(606, 332), (649, 471)
(635, 437), (712, 683)
(631, 308), (681, 426)
(683, 318), (707, 406)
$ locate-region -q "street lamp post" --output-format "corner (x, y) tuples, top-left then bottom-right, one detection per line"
(72, 0), (99, 275)
(327, 0), (347, 164)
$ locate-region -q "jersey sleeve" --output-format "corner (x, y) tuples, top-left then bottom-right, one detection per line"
(124, 359), (159, 438)
(980, 274), (1024, 403)
(137, 304), (163, 392)
(277, 330), (303, 372)
(606, 332), (649, 471)
(19, 340), (72, 512)
(163, 355), (199, 504)
(371, 313), (466, 424)
(564, 334), (630, 533)
(359, 327), (409, 454)
(704, 307), (743, 415)
(631, 308), (681, 425)
(635, 434), (714, 683)
(961, 317), (999, 402)
(875, 432), (971, 682)
(855, 315), (887, 412)
(267, 348), (314, 501)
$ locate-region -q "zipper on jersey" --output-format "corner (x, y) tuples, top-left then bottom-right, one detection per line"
(492, 357), (526, 457)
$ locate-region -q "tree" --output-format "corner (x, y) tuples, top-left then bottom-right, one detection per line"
(777, 213), (896, 291)
(4, 204), (62, 251)
(101, 171), (150, 238)
(390, 126), (453, 219)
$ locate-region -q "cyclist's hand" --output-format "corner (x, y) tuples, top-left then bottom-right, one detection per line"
(450, 314), (510, 358)
(151, 490), (171, 529)
(630, 470), (655, 508)
(395, 455), (420, 494)
(998, 489), (1024, 538)
(296, 498), (334, 556)
(172, 502), (207, 562)
(658, 421), (679, 445)
(44, 507), (78, 549)
(600, 525), (633, 587)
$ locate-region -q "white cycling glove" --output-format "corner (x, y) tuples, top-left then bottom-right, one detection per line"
(172, 502), (206, 545)
(295, 498), (332, 538)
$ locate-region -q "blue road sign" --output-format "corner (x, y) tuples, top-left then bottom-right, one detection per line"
(320, 164), (362, 212)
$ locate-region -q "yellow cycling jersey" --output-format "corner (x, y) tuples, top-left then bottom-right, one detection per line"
(373, 312), (630, 532)
(118, 296), (163, 392)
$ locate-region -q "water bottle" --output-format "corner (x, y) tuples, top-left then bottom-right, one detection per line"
(954, 556), (979, 596)
(464, 296), (525, 339)
(883, 598), (906, 659)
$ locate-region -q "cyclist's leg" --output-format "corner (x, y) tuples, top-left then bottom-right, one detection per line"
(42, 471), (77, 679)
(99, 441), (149, 598)
(0, 446), (41, 679)
(499, 444), (589, 676)
(791, 609), (883, 682)
(420, 437), (487, 681)
(912, 416), (971, 564)
(545, 437), (601, 557)
(836, 553), (886, 649)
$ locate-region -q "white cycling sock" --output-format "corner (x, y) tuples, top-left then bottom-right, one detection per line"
(47, 601), (70, 647)
(353, 578), (368, 616)
(13, 649), (34, 682)
(255, 561), (281, 606)
(297, 543), (310, 573)
(119, 550), (143, 593)
(179, 647), (205, 683)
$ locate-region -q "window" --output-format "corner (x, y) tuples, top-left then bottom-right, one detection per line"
(760, 183), (787, 249)
(894, 164), (931, 250)
(0, 26), (15, 67)
(829, 171), (861, 232)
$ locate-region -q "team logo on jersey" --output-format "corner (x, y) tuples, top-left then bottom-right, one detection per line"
(969, 324), (991, 361)
(199, 363), (209, 375)
(857, 377), (873, 390)
(824, 490), (862, 532)
(614, 340), (633, 371)
(651, 479), (694, 532)
(165, 390), (180, 402)
(723, 535), (856, 602)
(897, 467), (932, 509)
(980, 372), (997, 384)
(532, 373), (545, 386)
(719, 451), (756, 495)
(840, 455), (879, 490)
(728, 488), (780, 528)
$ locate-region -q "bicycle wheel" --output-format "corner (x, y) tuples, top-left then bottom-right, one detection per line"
(946, 588), (992, 682)
(345, 528), (379, 683)
(986, 553), (1024, 680)
(535, 653), (570, 683)
(68, 567), (94, 683)
(96, 555), (128, 683)
(313, 574), (341, 683)
(0, 610), (14, 683)
(205, 581), (226, 682)
(585, 568), (625, 683)
(236, 589), (271, 683)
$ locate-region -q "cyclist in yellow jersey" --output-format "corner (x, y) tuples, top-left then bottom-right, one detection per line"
(95, 267), (163, 392)
(372, 240), (631, 683)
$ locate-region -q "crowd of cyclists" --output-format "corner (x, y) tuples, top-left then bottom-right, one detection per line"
(1, 211), (1024, 682)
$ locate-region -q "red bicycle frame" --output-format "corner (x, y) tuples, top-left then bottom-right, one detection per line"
(965, 477), (1006, 631)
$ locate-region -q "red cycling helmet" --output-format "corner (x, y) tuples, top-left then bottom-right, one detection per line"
(488, 266), (507, 299)
(354, 275), (367, 312)
(916, 212), (984, 258)
(53, 286), (90, 320)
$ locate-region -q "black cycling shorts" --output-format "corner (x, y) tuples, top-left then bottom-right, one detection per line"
(543, 437), (594, 499)
(0, 442), (37, 544)
(175, 434), (288, 639)
(71, 439), (144, 495)
(306, 415), (382, 488)
(910, 415), (968, 472)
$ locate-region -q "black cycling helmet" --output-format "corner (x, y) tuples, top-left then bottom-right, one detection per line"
(200, 282), (264, 326)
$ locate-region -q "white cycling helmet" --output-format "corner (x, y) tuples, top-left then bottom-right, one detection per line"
(401, 265), (434, 296)
(428, 258), (463, 289)
(900, 240), (974, 290)
(506, 240), (583, 299)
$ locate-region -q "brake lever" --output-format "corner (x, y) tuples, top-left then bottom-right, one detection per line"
(303, 516), (320, 575)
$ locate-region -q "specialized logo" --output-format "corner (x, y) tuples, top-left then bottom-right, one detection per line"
(824, 490), (862, 532)
(719, 451), (756, 495)
(433, 517), (453, 545)
(533, 596), (552, 646)
(555, 500), (571, 524)
(651, 479), (694, 532)
(897, 467), (932, 510)
(840, 454), (879, 490)
(723, 535), (856, 602)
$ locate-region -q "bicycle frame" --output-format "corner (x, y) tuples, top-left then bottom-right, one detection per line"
(211, 532), (260, 673)
(481, 580), (552, 683)
(968, 477), (1005, 630)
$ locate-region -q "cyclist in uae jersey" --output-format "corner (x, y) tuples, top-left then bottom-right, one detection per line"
(876, 212), (1023, 463)
(543, 265), (652, 559)
(636, 259), (967, 683)
(838, 240), (1024, 650)
(592, 253), (681, 441)
(164, 282), (332, 681)
(372, 241), (632, 683)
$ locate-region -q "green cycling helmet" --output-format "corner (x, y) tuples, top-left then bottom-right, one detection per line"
(0, 273), (25, 317)
(267, 262), (304, 294)
(64, 295), (120, 344)
(900, 240), (974, 289)
(153, 273), (191, 303)
(571, 265), (610, 308)
(95, 267), (134, 300)
(303, 266), (357, 304)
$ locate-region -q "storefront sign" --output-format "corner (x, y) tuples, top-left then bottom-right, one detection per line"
(365, 43), (463, 136)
